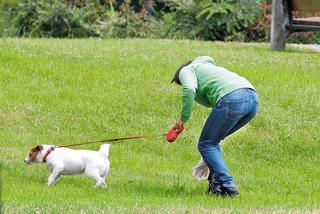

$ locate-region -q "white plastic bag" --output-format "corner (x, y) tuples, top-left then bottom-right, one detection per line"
(192, 158), (210, 180)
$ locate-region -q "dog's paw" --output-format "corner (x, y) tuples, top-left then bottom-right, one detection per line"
(93, 183), (107, 189)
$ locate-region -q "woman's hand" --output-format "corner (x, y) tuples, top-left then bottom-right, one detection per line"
(174, 119), (184, 130)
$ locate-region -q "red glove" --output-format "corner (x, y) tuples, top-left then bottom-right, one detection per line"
(166, 126), (184, 143)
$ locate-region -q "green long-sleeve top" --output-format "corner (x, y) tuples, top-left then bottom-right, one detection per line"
(179, 56), (255, 122)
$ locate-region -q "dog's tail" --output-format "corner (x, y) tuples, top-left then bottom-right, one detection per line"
(99, 144), (110, 159)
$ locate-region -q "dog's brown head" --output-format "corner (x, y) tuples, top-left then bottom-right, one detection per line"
(24, 145), (43, 164)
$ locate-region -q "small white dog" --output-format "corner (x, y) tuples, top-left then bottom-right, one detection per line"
(24, 144), (110, 188)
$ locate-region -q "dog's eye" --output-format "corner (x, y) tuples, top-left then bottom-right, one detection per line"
(29, 153), (32, 157)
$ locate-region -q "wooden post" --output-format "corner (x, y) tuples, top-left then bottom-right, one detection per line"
(270, 0), (289, 51)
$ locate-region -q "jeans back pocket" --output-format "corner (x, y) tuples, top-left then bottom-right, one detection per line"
(225, 99), (248, 120)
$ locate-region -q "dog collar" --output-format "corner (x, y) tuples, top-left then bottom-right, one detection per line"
(43, 147), (55, 163)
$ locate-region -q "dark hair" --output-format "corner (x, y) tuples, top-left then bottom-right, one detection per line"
(171, 60), (193, 84)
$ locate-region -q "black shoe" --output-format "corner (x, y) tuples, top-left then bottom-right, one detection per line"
(221, 186), (239, 197)
(207, 182), (223, 196)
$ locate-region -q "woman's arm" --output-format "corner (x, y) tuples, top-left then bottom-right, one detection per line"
(179, 66), (197, 123)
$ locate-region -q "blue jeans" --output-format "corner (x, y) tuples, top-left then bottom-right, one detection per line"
(198, 88), (259, 188)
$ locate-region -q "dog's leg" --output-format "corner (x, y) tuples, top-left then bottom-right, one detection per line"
(85, 169), (106, 188)
(100, 177), (107, 188)
(48, 168), (63, 186)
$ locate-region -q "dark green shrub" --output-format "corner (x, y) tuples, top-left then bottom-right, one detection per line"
(4, 0), (319, 43)
(11, 0), (104, 37)
(287, 32), (320, 44)
(10, 0), (164, 38)
(1, 0), (19, 10)
(164, 0), (264, 41)
(10, 1), (38, 36)
(98, 2), (165, 38)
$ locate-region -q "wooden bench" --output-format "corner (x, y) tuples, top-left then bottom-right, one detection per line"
(270, 0), (320, 51)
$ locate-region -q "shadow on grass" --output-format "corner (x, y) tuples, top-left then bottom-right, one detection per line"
(19, 164), (206, 198)
(121, 181), (206, 197)
(30, 175), (206, 198)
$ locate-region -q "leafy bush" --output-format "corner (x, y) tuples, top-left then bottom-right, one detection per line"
(287, 31), (320, 44)
(97, 3), (165, 38)
(4, 0), (320, 43)
(163, 0), (264, 41)
(0, 9), (6, 36)
(10, 0), (104, 37)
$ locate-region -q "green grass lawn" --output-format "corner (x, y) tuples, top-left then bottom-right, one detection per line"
(0, 39), (319, 213)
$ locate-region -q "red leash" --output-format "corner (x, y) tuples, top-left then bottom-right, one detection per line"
(57, 133), (167, 148)
(57, 127), (184, 148)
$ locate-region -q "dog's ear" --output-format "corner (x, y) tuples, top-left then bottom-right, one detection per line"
(36, 145), (43, 151)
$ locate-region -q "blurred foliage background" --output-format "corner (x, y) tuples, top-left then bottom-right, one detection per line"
(0, 0), (319, 43)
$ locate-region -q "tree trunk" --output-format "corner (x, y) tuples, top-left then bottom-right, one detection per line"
(270, 0), (289, 51)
